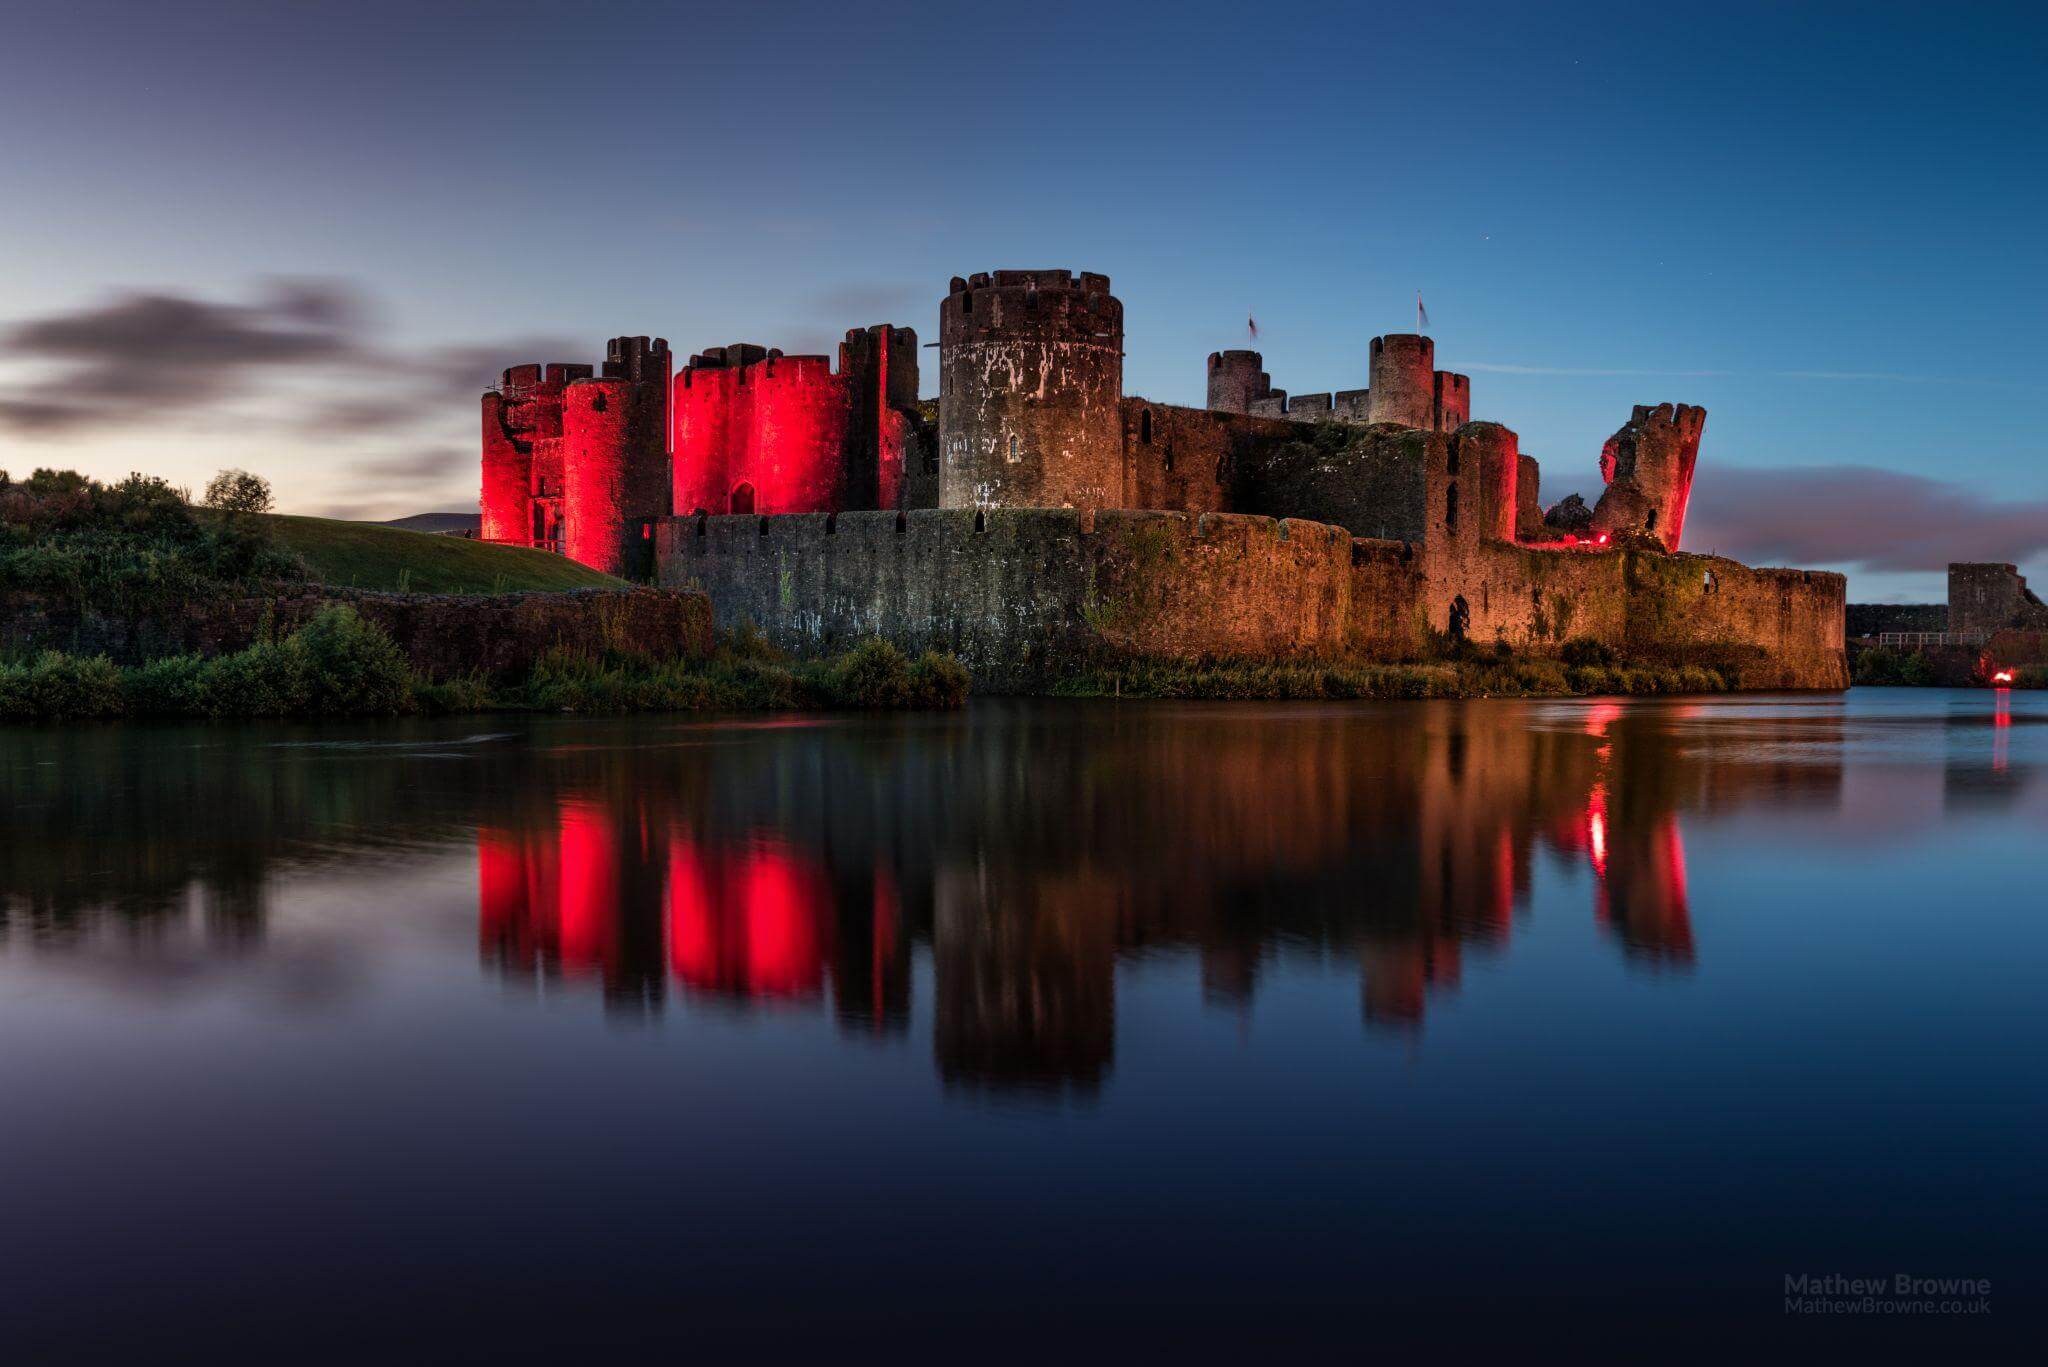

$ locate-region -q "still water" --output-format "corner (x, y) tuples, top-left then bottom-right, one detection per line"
(1, 693), (2039, 1355)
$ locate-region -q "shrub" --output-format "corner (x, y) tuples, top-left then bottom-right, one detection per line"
(906, 650), (972, 708)
(1853, 645), (1902, 684)
(824, 638), (914, 708)
(0, 651), (126, 721)
(414, 673), (494, 715)
(1896, 651), (1937, 687)
(1560, 637), (1616, 668)
(292, 605), (415, 715)
(722, 622), (783, 663)
(125, 654), (210, 716)
(200, 640), (308, 717)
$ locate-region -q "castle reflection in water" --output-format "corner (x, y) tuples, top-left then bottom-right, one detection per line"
(1, 699), (1891, 1095)
(467, 700), (1839, 1092)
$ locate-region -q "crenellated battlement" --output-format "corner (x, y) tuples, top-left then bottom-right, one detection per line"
(940, 271), (1123, 346)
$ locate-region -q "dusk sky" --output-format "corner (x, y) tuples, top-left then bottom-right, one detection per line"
(1, 0), (2041, 600)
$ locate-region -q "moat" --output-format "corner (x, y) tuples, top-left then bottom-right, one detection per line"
(3, 693), (2040, 1354)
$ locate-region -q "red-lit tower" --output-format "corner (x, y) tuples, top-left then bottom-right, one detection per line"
(481, 361), (590, 547)
(563, 336), (671, 578)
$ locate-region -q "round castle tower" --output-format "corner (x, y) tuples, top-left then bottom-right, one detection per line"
(1206, 350), (1271, 413)
(939, 270), (1124, 510)
(1367, 334), (1436, 428)
(563, 336), (672, 578)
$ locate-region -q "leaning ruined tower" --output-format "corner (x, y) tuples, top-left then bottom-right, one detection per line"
(939, 270), (1124, 509)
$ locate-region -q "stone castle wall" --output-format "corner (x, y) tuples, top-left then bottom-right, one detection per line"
(1950, 562), (2048, 639)
(657, 510), (1848, 692)
(658, 508), (1354, 691)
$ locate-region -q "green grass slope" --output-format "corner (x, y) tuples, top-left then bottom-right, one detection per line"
(265, 515), (628, 594)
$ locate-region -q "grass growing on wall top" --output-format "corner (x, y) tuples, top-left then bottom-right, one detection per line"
(263, 516), (626, 594)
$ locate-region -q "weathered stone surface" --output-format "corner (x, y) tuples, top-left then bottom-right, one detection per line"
(939, 271), (1124, 511)
(1950, 562), (2048, 639)
(1235, 425), (1431, 541)
(1544, 493), (1594, 535)
(660, 508), (1848, 692)
(0, 587), (713, 680)
(661, 508), (1354, 692)
(1590, 403), (1704, 552)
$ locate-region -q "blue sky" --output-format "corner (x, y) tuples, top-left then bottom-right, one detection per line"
(0, 0), (2041, 600)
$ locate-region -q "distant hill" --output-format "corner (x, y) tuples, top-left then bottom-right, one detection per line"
(264, 515), (625, 594)
(378, 512), (482, 535)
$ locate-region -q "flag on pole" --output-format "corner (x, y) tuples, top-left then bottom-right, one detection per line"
(1247, 313), (1258, 343)
(1417, 293), (1430, 332)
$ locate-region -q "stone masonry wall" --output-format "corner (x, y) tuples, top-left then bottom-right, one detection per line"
(659, 508), (1354, 692)
(1447, 542), (1846, 688)
(1122, 399), (1296, 516)
(659, 509), (1846, 691)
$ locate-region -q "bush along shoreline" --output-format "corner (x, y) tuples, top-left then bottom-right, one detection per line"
(0, 608), (970, 723)
(1055, 636), (1739, 701)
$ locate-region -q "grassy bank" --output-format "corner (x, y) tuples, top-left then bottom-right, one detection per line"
(0, 608), (969, 722)
(2, 468), (627, 606)
(262, 515), (625, 594)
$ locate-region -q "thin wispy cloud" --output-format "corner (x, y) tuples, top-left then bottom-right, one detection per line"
(1464, 363), (1734, 377)
(1469, 361), (2035, 389)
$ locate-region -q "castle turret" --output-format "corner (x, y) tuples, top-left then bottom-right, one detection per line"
(481, 362), (589, 547)
(1422, 422), (1522, 640)
(1368, 334), (1436, 428)
(939, 270), (1124, 510)
(840, 324), (921, 510)
(1589, 403), (1704, 552)
(1433, 370), (1471, 430)
(563, 336), (671, 577)
(1206, 350), (1273, 414)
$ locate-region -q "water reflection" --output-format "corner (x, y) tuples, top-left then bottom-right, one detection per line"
(8, 696), (2040, 1094)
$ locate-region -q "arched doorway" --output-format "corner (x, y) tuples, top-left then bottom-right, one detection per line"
(730, 482), (755, 515)
(1448, 594), (1470, 642)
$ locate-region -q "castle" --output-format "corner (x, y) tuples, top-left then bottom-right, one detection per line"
(482, 269), (1846, 689)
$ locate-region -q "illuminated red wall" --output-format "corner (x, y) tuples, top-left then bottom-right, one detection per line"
(672, 353), (853, 516)
(480, 392), (530, 544)
(673, 363), (740, 517)
(481, 363), (586, 547)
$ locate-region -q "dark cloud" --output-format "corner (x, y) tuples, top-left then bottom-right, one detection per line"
(399, 336), (585, 402)
(0, 279), (370, 432)
(0, 279), (581, 438)
(1686, 465), (2048, 573)
(348, 446), (472, 487)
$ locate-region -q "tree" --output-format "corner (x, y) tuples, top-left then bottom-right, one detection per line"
(204, 469), (273, 516)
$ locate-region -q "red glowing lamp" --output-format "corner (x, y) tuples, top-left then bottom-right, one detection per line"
(1992, 669), (2014, 685)
(1596, 533), (1610, 545)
